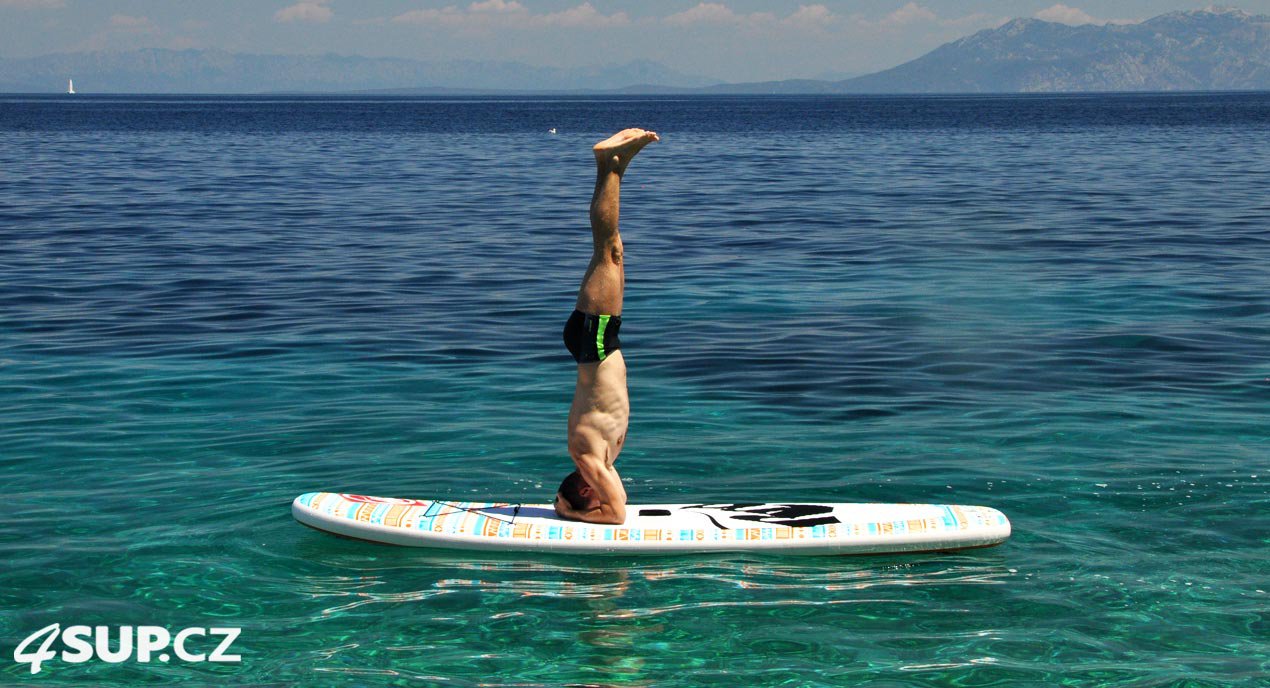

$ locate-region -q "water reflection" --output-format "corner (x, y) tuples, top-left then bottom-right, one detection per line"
(295, 552), (1013, 685)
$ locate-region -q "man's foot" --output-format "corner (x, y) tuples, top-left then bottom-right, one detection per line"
(594, 128), (659, 175)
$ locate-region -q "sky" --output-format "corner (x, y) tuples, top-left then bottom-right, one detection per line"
(1, 1), (1266, 81)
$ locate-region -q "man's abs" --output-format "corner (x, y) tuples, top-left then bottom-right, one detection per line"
(567, 351), (629, 461)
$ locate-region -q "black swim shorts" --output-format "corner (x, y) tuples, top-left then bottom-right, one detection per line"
(563, 310), (622, 364)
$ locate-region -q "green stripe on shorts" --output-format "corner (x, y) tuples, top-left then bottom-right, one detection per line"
(595, 314), (610, 361)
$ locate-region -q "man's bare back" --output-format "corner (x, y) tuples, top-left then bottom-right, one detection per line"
(553, 128), (659, 525)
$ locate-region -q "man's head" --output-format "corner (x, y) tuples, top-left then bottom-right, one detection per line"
(557, 470), (597, 511)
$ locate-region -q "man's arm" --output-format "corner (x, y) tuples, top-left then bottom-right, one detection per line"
(555, 458), (627, 525)
(555, 493), (626, 525)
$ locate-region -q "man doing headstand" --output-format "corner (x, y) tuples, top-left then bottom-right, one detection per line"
(553, 128), (659, 525)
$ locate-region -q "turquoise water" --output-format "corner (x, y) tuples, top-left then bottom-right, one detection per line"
(1, 94), (1267, 685)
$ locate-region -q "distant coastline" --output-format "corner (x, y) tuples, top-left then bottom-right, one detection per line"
(3, 7), (1266, 95)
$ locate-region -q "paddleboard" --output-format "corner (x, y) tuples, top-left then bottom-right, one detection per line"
(293, 492), (1010, 555)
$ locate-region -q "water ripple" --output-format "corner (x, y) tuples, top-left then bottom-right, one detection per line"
(1, 93), (1267, 687)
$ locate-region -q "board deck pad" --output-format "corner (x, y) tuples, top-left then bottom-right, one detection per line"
(293, 493), (1011, 555)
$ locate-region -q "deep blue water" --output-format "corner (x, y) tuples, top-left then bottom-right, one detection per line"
(1, 93), (1267, 686)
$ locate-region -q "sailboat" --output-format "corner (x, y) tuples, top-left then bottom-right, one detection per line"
(67, 79), (75, 95)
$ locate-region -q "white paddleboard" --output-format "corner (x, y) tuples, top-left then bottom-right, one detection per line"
(293, 492), (1011, 555)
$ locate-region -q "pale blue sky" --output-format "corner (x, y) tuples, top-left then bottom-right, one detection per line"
(1, 1), (1264, 80)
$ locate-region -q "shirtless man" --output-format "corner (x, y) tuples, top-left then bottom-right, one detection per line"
(553, 128), (659, 525)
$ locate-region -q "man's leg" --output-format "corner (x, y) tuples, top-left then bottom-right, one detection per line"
(575, 128), (660, 315)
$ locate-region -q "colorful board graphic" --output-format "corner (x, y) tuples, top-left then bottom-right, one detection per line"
(293, 493), (1011, 555)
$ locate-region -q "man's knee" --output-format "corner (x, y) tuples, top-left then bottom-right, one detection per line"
(595, 241), (622, 266)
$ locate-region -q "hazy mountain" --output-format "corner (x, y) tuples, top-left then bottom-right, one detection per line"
(838, 7), (1270, 93)
(0, 49), (718, 93)
(615, 7), (1269, 94)
(812, 70), (863, 82)
(2, 8), (1266, 95)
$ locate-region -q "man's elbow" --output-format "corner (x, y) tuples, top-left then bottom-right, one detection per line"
(600, 503), (626, 525)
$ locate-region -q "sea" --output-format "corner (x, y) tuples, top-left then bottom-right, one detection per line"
(0, 93), (1267, 686)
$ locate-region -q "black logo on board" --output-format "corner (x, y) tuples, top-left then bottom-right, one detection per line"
(681, 503), (841, 529)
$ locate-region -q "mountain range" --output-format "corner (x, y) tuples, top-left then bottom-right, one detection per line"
(1, 7), (1266, 94)
(840, 6), (1269, 93)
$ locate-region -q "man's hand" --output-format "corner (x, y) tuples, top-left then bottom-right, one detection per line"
(553, 493), (579, 520)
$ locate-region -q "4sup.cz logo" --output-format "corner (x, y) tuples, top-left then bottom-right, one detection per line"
(13, 624), (241, 675)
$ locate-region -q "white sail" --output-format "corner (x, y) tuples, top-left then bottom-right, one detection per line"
(68, 79), (75, 94)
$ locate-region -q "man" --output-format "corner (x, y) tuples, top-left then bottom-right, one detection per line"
(553, 128), (659, 525)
